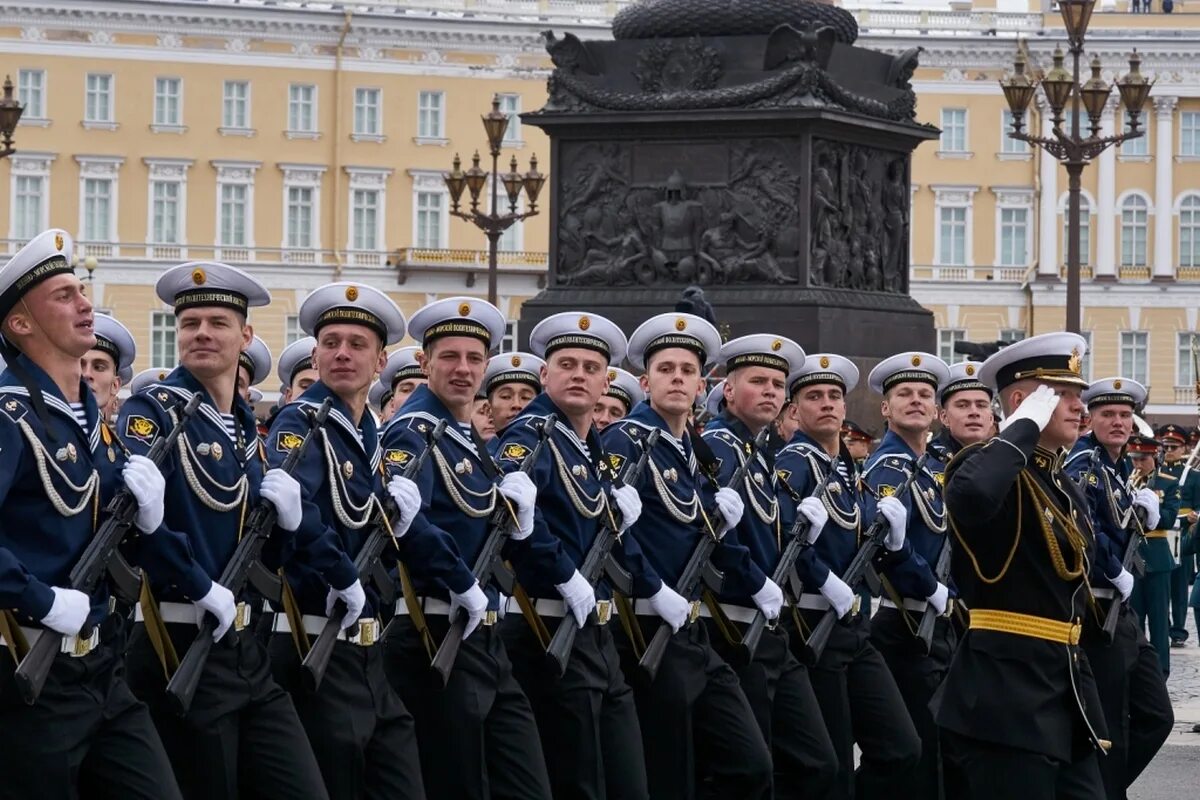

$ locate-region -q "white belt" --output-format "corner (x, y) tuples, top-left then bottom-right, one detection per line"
(880, 598), (929, 612)
(793, 593), (831, 611)
(135, 600), (252, 631)
(698, 603), (758, 624)
(503, 597), (617, 624)
(269, 613), (381, 647)
(394, 597), (453, 616)
(632, 598), (703, 623)
(1092, 588), (1115, 600)
(0, 625), (100, 657)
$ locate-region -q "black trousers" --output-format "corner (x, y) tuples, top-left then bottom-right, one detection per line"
(789, 609), (921, 800)
(615, 615), (772, 800)
(501, 614), (649, 800)
(944, 731), (1104, 800)
(124, 622), (329, 800)
(382, 614), (552, 800)
(0, 619), (181, 800)
(705, 617), (838, 800)
(266, 633), (425, 800)
(1081, 605), (1174, 800)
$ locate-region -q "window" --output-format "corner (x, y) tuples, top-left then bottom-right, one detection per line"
(1122, 113), (1148, 156)
(417, 91), (444, 139)
(999, 328), (1026, 343)
(351, 189), (379, 250)
(498, 219), (522, 252)
(12, 176), (44, 240)
(85, 73), (113, 123)
(82, 178), (112, 241)
(1063, 197), (1091, 266)
(1080, 331), (1093, 382)
(415, 191), (444, 248)
(1062, 109), (1086, 136)
(153, 77), (181, 127)
(938, 328), (966, 364)
(1178, 332), (1200, 387)
(1181, 196), (1200, 268)
(222, 81), (250, 129)
(150, 181), (181, 243)
(1120, 195), (1149, 267)
(285, 315), (303, 346)
(286, 187), (314, 248)
(501, 320), (518, 354)
(17, 69), (45, 119)
(999, 207), (1029, 267)
(1120, 331), (1149, 384)
(1000, 111), (1028, 154)
(288, 84), (316, 133)
(353, 88), (381, 137)
(150, 312), (177, 368)
(1182, 112), (1200, 158)
(940, 109), (967, 152)
(498, 93), (521, 143)
(938, 206), (967, 265)
(219, 183), (248, 246)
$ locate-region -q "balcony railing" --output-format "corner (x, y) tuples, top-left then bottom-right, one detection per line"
(399, 247), (548, 270)
(910, 265), (1030, 282)
(1, 239), (408, 270)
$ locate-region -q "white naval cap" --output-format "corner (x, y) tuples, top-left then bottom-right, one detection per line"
(528, 311), (629, 365)
(484, 352), (545, 397)
(977, 332), (1088, 391)
(1083, 377), (1147, 409)
(155, 261), (270, 315)
(298, 282), (406, 345)
(720, 334), (805, 377)
(381, 346), (424, 390)
(368, 378), (391, 411)
(938, 360), (991, 404)
(787, 353), (860, 396)
(129, 367), (172, 396)
(627, 312), (722, 372)
(277, 337), (318, 387)
(868, 352), (951, 395)
(705, 379), (726, 417)
(92, 312), (136, 374)
(408, 296), (506, 351)
(248, 387), (264, 404)
(0, 229), (76, 320)
(604, 366), (644, 412)
(238, 335), (272, 387)
(118, 366), (132, 385)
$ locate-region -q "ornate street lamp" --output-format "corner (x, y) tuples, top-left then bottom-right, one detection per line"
(442, 95), (546, 306)
(0, 76), (25, 159)
(1001, 0), (1152, 334)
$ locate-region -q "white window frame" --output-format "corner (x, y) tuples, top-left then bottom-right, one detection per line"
(931, 185), (979, 267)
(1121, 111), (1150, 157)
(7, 152), (54, 244)
(1080, 331), (1093, 382)
(279, 163), (326, 252)
(352, 87), (383, 142)
(501, 320), (518, 354)
(17, 69), (47, 123)
(287, 84), (318, 139)
(152, 76), (183, 131)
(285, 315), (303, 346)
(75, 155), (123, 251)
(144, 158), (192, 253)
(1119, 330), (1149, 384)
(344, 167), (392, 258)
(416, 91), (445, 142)
(220, 80), (253, 135)
(1182, 112), (1200, 158)
(498, 93), (522, 145)
(1179, 194), (1200, 269)
(1177, 332), (1200, 387)
(999, 111), (1029, 155)
(999, 328), (1026, 343)
(993, 188), (1034, 269)
(212, 159), (261, 259)
(939, 108), (968, 154)
(410, 169), (449, 249)
(150, 310), (177, 369)
(937, 328), (967, 364)
(1119, 192), (1151, 268)
(83, 73), (115, 129)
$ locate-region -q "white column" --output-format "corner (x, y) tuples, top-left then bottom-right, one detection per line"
(1095, 97), (1118, 278)
(1038, 97), (1060, 277)
(1153, 96), (1178, 279)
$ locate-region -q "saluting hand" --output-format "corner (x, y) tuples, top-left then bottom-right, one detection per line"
(999, 384), (1060, 433)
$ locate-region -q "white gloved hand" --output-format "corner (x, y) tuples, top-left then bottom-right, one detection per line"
(926, 582), (949, 615)
(450, 582), (489, 640)
(386, 475), (422, 539)
(878, 496), (908, 551)
(260, 469), (304, 533)
(714, 487), (745, 537)
(123, 454), (166, 534)
(556, 570), (596, 629)
(611, 485), (643, 532)
(648, 583), (690, 633)
(798, 496), (829, 545)
(999, 384), (1060, 433)
(751, 578), (784, 620)
(498, 472), (537, 541)
(1110, 568), (1135, 602)
(195, 581), (237, 642)
(818, 573), (856, 618)
(325, 579), (366, 630)
(40, 587), (91, 636)
(1133, 487), (1161, 530)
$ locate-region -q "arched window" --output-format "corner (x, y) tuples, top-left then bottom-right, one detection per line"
(1062, 196), (1090, 266)
(1180, 195), (1200, 268)
(1121, 195), (1149, 267)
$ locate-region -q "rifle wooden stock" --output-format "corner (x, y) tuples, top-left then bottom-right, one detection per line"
(14, 393), (204, 706)
(301, 419), (448, 692)
(803, 452), (929, 666)
(165, 398), (332, 716)
(544, 429), (662, 677)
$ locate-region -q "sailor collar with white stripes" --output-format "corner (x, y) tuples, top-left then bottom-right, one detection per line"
(149, 381), (257, 464)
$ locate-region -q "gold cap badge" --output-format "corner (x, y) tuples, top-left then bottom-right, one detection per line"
(192, 268), (206, 286)
(511, 355), (522, 367)
(1113, 379), (1122, 390)
(675, 318), (687, 331)
(911, 355), (922, 367)
(345, 286), (359, 302)
(579, 315), (590, 331)
(965, 364), (976, 376)
(54, 233), (64, 251)
(1068, 347), (1082, 374)
(458, 302), (471, 316)
(771, 339), (782, 351)
(819, 356), (830, 368)
(608, 369), (616, 381)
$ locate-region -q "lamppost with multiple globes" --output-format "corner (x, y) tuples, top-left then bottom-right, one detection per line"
(1000, 0), (1153, 334)
(443, 96), (546, 307)
(0, 75), (24, 159)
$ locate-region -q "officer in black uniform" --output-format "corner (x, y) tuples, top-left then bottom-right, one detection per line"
(0, 229), (182, 800)
(592, 366), (641, 432)
(936, 332), (1108, 799)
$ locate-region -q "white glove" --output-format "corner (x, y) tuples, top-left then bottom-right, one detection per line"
(123, 454), (165, 534)
(260, 469), (303, 533)
(325, 579), (366, 630)
(714, 487), (745, 537)
(611, 485), (643, 532)
(195, 581), (237, 642)
(1110, 568), (1134, 602)
(751, 578), (784, 620)
(498, 472), (537, 541)
(878, 496), (908, 551)
(40, 587), (90, 636)
(648, 583), (690, 633)
(798, 496), (829, 545)
(556, 570), (596, 629)
(927, 582), (949, 615)
(1132, 487), (1161, 530)
(386, 476), (422, 539)
(818, 573), (856, 618)
(450, 582), (489, 640)
(999, 384), (1060, 433)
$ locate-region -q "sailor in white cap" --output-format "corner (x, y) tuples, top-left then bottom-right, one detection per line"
(601, 313), (772, 798)
(483, 351), (545, 441)
(777, 353), (920, 798)
(379, 296), (552, 799)
(379, 345), (426, 420)
(368, 378), (391, 416)
(938, 332), (1110, 797)
(593, 366), (642, 431)
(83, 312), (136, 424)
(276, 336), (319, 406)
(117, 261), (329, 799)
(703, 378), (726, 420)
(127, 367), (172, 397)
(236, 335), (272, 405)
(930, 360), (993, 460)
(0, 229), (181, 798)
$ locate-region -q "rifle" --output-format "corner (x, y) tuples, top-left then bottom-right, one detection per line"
(544, 428), (661, 677)
(14, 393), (204, 705)
(429, 417), (553, 687)
(914, 535), (951, 655)
(803, 452), (929, 665)
(639, 427), (770, 682)
(301, 419), (448, 692)
(1101, 476), (1150, 643)
(165, 398), (333, 716)
(735, 456), (842, 666)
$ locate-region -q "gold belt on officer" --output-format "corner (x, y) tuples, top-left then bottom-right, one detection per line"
(269, 612), (381, 647)
(969, 609), (1081, 645)
(0, 625), (100, 657)
(394, 597), (498, 627)
(632, 598), (703, 623)
(1145, 530), (1169, 539)
(503, 597), (614, 625)
(134, 600), (252, 631)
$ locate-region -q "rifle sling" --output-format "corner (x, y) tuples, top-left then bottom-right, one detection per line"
(0, 610), (28, 665)
(397, 562), (436, 661)
(701, 588), (741, 647)
(280, 571), (311, 658)
(613, 592), (644, 658)
(138, 581), (180, 679)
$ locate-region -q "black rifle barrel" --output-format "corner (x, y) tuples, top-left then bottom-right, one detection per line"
(915, 532), (952, 654)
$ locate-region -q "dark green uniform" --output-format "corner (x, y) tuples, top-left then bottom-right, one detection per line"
(1175, 462), (1200, 643)
(1130, 466), (1180, 675)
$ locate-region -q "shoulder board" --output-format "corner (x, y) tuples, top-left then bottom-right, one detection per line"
(703, 428), (742, 449)
(862, 454), (910, 479)
(397, 411), (441, 436)
(1158, 471), (1178, 482)
(142, 384), (181, 412)
(0, 394), (29, 423)
(615, 418), (655, 443)
(1063, 449), (1091, 466)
